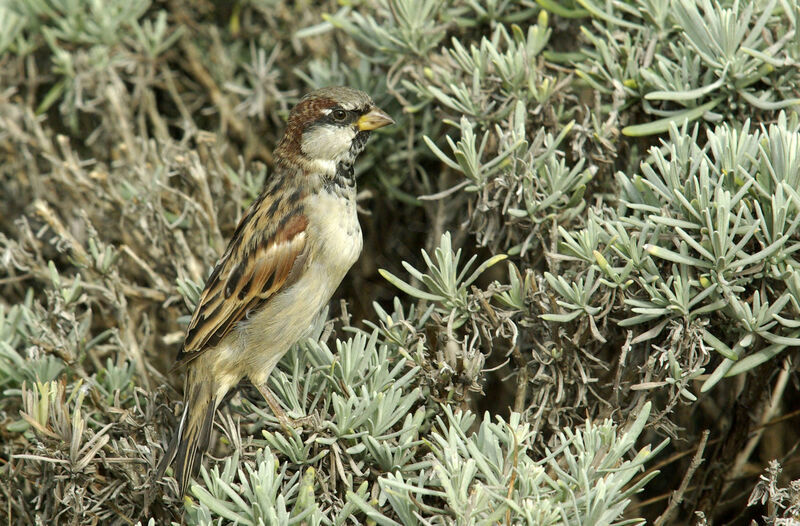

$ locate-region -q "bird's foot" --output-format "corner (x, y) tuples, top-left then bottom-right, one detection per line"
(254, 383), (310, 432)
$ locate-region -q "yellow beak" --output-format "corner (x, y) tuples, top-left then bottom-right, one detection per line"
(356, 107), (395, 131)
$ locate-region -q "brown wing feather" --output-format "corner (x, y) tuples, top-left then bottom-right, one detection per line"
(176, 195), (308, 365)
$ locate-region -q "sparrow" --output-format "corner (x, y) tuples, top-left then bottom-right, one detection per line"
(156, 86), (394, 497)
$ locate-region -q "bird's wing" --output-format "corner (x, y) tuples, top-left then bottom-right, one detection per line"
(175, 192), (308, 365)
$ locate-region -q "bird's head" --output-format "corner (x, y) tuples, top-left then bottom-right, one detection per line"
(275, 87), (394, 174)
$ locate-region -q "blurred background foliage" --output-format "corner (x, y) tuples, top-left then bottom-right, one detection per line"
(1, 0), (799, 524)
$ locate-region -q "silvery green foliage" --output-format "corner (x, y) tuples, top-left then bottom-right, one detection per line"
(424, 103), (593, 253)
(175, 234), (663, 524)
(2, 0), (798, 523)
(575, 0), (800, 135)
(1, 0), (177, 128)
(748, 460), (800, 525)
(185, 450), (325, 526)
(362, 402), (665, 525)
(0, 298), (64, 396)
(379, 232), (507, 328)
(183, 322), (664, 525)
(557, 113), (800, 394)
(177, 327), (423, 524)
(329, 2), (591, 256)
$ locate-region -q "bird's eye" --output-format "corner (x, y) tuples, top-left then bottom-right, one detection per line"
(332, 109), (347, 121)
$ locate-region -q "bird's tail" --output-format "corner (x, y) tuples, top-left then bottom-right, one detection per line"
(156, 376), (217, 497)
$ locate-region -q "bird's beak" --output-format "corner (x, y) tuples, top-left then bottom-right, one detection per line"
(357, 107), (394, 131)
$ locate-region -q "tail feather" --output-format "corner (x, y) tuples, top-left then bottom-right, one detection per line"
(174, 395), (216, 496)
(157, 379), (218, 497)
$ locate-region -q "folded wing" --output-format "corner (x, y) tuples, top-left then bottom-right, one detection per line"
(176, 198), (308, 365)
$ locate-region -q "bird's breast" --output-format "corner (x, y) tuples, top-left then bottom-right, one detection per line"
(233, 186), (362, 386)
(306, 186), (363, 275)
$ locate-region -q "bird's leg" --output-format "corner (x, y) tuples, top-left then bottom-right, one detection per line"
(254, 382), (316, 432)
(254, 382), (295, 432)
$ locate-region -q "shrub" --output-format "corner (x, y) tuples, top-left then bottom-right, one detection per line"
(1, 0), (798, 524)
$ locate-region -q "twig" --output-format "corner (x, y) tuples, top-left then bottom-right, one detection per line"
(654, 430), (710, 526)
(754, 407), (800, 431)
(188, 150), (224, 252)
(161, 65), (196, 129)
(632, 486), (698, 510)
(418, 180), (470, 201)
(630, 436), (723, 493)
(179, 38), (246, 139)
(175, 31), (273, 164)
(122, 316), (152, 391)
(0, 273), (31, 285)
(691, 361), (773, 522)
(120, 245), (169, 291)
(512, 345), (528, 414)
(613, 331), (632, 408)
(27, 266), (167, 303)
(105, 73), (140, 162)
(505, 423), (520, 526)
(33, 200), (91, 268)
(725, 356), (792, 494)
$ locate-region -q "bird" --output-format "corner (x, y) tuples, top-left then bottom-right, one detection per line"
(156, 86), (394, 497)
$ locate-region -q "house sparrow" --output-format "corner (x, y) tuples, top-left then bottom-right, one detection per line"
(156, 87), (393, 496)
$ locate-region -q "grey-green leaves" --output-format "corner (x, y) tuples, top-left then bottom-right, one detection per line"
(557, 114), (800, 394)
(379, 232), (506, 328)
